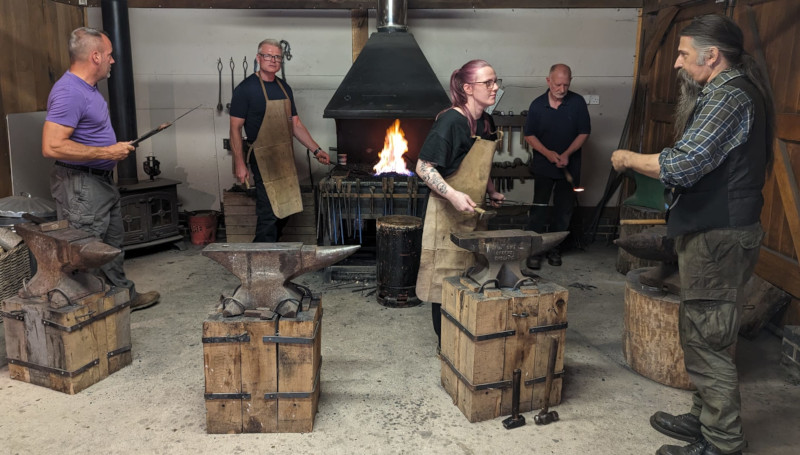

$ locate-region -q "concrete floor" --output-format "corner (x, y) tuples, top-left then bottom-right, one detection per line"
(1, 242), (798, 455)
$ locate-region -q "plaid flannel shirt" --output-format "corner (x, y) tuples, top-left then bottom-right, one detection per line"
(658, 68), (754, 189)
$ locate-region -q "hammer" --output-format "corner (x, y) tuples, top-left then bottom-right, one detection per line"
(534, 336), (560, 425)
(473, 206), (496, 221)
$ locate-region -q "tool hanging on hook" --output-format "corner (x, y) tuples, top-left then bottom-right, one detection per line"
(216, 58), (223, 112)
(229, 57), (235, 96)
(242, 56), (248, 82)
(279, 40), (292, 81)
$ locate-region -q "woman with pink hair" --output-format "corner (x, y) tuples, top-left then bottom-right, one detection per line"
(415, 59), (504, 348)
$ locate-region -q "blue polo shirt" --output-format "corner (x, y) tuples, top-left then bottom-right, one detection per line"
(524, 90), (591, 181)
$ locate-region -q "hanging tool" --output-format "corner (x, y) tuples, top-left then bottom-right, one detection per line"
(388, 177), (395, 215)
(355, 179), (362, 243)
(534, 336), (561, 425)
(242, 56), (248, 82)
(229, 57), (235, 96)
(131, 104), (202, 147)
(216, 58), (223, 112)
(507, 126), (513, 154)
(279, 40), (292, 81)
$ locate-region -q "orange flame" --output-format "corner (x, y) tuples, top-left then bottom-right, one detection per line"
(373, 119), (411, 176)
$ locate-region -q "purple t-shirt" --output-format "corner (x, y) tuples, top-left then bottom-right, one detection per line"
(46, 71), (117, 170)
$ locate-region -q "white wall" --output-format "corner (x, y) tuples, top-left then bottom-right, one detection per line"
(88, 7), (639, 211)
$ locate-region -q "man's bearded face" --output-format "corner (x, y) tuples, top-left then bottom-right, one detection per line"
(673, 68), (702, 139)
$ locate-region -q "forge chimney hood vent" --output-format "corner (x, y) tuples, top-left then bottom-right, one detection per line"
(324, 1), (450, 119)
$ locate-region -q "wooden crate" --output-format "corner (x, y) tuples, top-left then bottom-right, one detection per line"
(1, 288), (132, 394)
(440, 276), (568, 423)
(222, 189), (316, 244)
(203, 299), (322, 433)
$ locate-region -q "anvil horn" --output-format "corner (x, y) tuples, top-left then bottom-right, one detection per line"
(203, 243), (360, 316)
(614, 226), (676, 262)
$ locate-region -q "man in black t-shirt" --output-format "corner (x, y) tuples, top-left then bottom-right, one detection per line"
(229, 38), (330, 242)
(523, 63), (591, 268)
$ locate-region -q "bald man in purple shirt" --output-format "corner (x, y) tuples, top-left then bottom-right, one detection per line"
(42, 27), (159, 311)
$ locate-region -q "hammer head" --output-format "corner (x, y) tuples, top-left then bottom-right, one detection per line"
(473, 207), (496, 221)
(534, 410), (559, 425)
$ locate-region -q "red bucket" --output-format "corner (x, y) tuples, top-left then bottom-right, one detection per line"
(188, 210), (218, 245)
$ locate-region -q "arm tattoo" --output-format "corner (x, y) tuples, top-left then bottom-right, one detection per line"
(418, 160), (448, 195)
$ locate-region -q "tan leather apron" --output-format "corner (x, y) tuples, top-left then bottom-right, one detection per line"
(246, 77), (302, 219)
(415, 133), (501, 303)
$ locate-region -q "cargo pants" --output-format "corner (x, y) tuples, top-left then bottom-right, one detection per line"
(50, 165), (137, 299)
(675, 223), (763, 453)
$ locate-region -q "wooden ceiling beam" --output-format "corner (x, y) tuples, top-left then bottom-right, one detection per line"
(51, 0), (644, 9)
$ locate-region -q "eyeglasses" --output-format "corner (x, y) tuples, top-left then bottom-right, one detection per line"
(467, 78), (502, 89)
(258, 53), (283, 62)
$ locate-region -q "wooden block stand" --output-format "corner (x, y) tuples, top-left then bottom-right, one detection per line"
(440, 276), (568, 423)
(222, 189), (316, 244)
(203, 299), (322, 433)
(1, 288), (132, 394)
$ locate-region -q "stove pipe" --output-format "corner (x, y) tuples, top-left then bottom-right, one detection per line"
(101, 0), (139, 185)
(377, 0), (407, 32)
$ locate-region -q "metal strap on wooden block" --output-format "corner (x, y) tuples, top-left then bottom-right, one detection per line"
(441, 353), (511, 391)
(204, 393), (252, 400)
(107, 345), (132, 358)
(0, 310), (24, 321)
(264, 362), (321, 400)
(202, 332), (251, 343)
(440, 308), (515, 342)
(524, 370), (565, 386)
(7, 358), (99, 377)
(41, 301), (132, 333)
(262, 320), (320, 345)
(529, 322), (568, 334)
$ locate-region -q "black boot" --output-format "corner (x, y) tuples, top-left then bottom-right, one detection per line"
(650, 411), (702, 442)
(656, 438), (741, 455)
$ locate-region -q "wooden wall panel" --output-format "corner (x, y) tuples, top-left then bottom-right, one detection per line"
(0, 0), (84, 198)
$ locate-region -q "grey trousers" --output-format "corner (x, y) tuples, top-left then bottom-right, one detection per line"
(675, 224), (763, 453)
(50, 165), (137, 299)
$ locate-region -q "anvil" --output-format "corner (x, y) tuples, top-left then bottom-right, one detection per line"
(614, 226), (680, 293)
(14, 222), (120, 307)
(203, 242), (359, 316)
(451, 229), (568, 288)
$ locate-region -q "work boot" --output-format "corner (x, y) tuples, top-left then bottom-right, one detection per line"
(656, 438), (741, 455)
(650, 412), (702, 442)
(130, 290), (161, 312)
(547, 250), (562, 266)
(526, 255), (542, 270)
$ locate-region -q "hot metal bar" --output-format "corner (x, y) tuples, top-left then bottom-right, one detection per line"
(441, 308), (516, 341)
(8, 358), (99, 377)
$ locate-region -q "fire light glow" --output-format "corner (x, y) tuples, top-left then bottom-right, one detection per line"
(373, 119), (412, 176)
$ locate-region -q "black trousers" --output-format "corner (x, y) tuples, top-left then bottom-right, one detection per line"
(525, 175), (575, 235)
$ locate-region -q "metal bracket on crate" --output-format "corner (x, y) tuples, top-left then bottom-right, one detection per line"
(263, 363), (321, 400)
(0, 310), (25, 321)
(528, 322), (568, 334)
(263, 319), (320, 345)
(8, 358), (99, 378)
(41, 301), (132, 333)
(524, 370), (566, 386)
(441, 353), (511, 391)
(202, 332), (251, 344)
(204, 393), (252, 400)
(441, 308), (516, 342)
(107, 345), (132, 358)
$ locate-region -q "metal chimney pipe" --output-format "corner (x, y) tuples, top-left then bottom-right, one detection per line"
(377, 0), (408, 33)
(101, 0), (139, 185)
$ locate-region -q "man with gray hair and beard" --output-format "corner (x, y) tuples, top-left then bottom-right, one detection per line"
(611, 14), (775, 455)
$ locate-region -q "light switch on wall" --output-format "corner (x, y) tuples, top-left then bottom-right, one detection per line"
(584, 95), (600, 105)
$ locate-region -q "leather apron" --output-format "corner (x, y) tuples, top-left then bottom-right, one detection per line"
(415, 133), (501, 304)
(246, 77), (303, 219)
